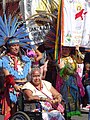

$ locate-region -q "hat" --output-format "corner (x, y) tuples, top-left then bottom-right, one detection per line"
(0, 14), (34, 49)
(6, 37), (20, 45)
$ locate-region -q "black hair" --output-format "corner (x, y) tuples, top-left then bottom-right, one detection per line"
(37, 44), (46, 53)
(84, 52), (90, 64)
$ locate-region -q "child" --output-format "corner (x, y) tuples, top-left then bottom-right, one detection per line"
(82, 63), (90, 105)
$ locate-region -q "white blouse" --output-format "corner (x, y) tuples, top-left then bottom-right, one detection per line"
(22, 80), (53, 99)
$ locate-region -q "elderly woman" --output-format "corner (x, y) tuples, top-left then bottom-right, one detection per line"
(22, 67), (65, 120)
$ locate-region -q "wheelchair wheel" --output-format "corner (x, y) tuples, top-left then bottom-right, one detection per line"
(10, 111), (30, 120)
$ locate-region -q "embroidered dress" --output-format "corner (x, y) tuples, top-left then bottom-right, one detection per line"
(59, 56), (81, 118)
(22, 80), (65, 120)
(2, 55), (31, 80)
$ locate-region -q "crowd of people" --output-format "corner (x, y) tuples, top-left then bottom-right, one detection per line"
(0, 12), (90, 120)
(0, 14), (65, 120)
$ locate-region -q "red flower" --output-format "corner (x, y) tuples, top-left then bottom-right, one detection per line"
(4, 75), (15, 87)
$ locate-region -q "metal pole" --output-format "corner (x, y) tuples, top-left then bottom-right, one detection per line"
(3, 0), (6, 14)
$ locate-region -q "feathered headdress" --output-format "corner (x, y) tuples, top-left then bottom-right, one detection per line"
(0, 14), (33, 50)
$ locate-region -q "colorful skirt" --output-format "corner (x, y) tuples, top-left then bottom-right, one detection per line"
(60, 76), (81, 118)
(42, 110), (65, 120)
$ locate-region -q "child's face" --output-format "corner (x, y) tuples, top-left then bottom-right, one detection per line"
(62, 47), (71, 57)
(85, 63), (90, 71)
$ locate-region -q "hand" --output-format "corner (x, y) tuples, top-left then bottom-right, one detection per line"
(53, 94), (62, 103)
(51, 99), (58, 104)
(14, 84), (21, 91)
(59, 61), (65, 69)
(57, 96), (62, 103)
(76, 45), (79, 51)
(45, 98), (53, 104)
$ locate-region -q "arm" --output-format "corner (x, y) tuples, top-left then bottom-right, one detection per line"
(40, 60), (49, 79)
(74, 45), (85, 63)
(23, 88), (52, 102)
(34, 49), (42, 61)
(58, 59), (65, 69)
(50, 86), (62, 104)
(23, 89), (40, 101)
(3, 69), (9, 76)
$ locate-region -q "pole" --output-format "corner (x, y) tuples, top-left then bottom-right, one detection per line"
(3, 0), (6, 14)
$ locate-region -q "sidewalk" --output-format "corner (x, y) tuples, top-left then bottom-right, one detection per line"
(71, 113), (88, 120)
(0, 113), (88, 120)
(71, 109), (89, 120)
(0, 112), (89, 120)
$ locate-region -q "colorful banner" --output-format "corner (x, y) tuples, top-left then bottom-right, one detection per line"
(62, 0), (90, 48)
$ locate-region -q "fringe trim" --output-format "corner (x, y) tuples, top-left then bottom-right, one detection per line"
(67, 110), (81, 117)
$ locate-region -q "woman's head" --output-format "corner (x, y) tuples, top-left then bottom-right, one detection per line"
(31, 67), (41, 86)
(85, 62), (90, 71)
(8, 44), (20, 55)
(6, 37), (20, 55)
(62, 46), (71, 57)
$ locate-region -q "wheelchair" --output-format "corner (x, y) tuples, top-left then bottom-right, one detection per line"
(0, 72), (65, 120)
(9, 92), (66, 120)
(0, 71), (43, 120)
(9, 92), (43, 120)
(9, 101), (42, 120)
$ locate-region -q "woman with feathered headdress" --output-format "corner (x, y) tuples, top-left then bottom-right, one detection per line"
(0, 14), (34, 120)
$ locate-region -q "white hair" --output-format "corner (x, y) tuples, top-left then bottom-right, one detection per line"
(31, 67), (42, 82)
(31, 67), (41, 75)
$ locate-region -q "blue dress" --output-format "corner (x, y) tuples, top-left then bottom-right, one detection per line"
(1, 55), (32, 104)
(2, 55), (31, 80)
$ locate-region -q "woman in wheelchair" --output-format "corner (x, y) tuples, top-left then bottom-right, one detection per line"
(22, 67), (65, 120)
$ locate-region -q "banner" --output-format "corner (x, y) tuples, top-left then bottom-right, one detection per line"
(23, 0), (59, 45)
(62, 0), (90, 48)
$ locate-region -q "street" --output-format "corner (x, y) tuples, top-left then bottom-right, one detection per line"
(0, 112), (88, 120)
